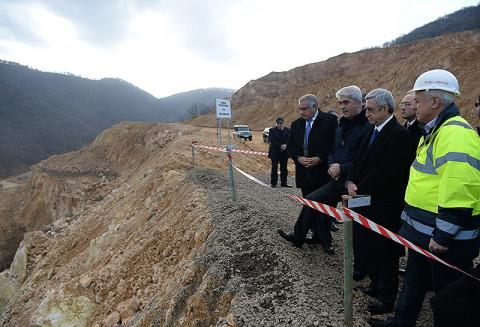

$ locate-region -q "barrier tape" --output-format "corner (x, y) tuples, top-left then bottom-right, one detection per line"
(191, 141), (479, 282)
(231, 163), (480, 283)
(192, 143), (268, 156)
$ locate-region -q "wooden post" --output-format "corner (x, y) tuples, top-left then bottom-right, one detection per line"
(226, 145), (236, 202)
(191, 140), (197, 168)
(342, 196), (353, 327)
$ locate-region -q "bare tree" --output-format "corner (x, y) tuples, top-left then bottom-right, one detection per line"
(187, 102), (211, 118)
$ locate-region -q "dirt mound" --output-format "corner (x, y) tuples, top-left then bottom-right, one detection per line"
(1, 122), (212, 326)
(186, 168), (435, 327)
(191, 31), (480, 130)
(0, 122), (438, 326)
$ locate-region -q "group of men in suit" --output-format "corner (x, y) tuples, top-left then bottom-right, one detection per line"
(271, 69), (480, 327)
(273, 86), (424, 318)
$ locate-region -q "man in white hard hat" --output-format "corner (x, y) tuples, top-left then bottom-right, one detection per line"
(369, 69), (480, 327)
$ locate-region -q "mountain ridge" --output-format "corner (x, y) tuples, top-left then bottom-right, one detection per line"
(0, 60), (233, 178)
(191, 30), (480, 130)
(385, 4), (480, 46)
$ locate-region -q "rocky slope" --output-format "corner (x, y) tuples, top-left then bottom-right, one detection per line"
(2, 30), (479, 327)
(191, 30), (480, 130)
(0, 123), (439, 326)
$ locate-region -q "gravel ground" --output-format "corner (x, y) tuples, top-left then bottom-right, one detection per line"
(189, 167), (434, 327)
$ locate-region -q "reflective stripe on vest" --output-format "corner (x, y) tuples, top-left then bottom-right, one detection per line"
(401, 211), (479, 240)
(412, 120), (479, 175)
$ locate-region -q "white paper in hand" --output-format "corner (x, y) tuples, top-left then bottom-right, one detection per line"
(347, 195), (371, 208)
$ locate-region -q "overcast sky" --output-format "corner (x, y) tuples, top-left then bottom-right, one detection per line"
(0, 0), (477, 98)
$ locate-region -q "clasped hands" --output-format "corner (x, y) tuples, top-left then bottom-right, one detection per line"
(298, 156), (320, 168)
(328, 163), (341, 180)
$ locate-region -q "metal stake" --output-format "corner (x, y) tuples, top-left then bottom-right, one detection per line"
(226, 145), (236, 202)
(191, 140), (196, 168)
(342, 197), (353, 327)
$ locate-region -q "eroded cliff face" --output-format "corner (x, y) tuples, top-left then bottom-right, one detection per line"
(0, 144), (118, 271)
(191, 30), (480, 130)
(0, 176), (26, 271)
(0, 123), (236, 326)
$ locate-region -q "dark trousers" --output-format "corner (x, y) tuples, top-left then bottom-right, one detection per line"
(430, 265), (480, 327)
(394, 249), (473, 327)
(369, 254), (399, 305)
(293, 180), (345, 247)
(353, 222), (367, 274)
(270, 157), (288, 186)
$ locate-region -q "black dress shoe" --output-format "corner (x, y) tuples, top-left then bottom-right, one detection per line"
(368, 317), (397, 327)
(353, 270), (367, 281)
(368, 302), (394, 315)
(278, 229), (302, 248)
(322, 244), (335, 255)
(358, 286), (380, 298)
(280, 183), (292, 188)
(270, 184), (276, 188)
(305, 236), (321, 244)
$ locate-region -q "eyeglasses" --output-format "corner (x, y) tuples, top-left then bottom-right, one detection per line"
(400, 102), (413, 107)
(298, 107), (311, 112)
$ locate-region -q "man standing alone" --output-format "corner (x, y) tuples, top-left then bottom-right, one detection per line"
(268, 117), (291, 187)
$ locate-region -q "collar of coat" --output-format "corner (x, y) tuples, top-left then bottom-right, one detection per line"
(428, 103), (460, 136)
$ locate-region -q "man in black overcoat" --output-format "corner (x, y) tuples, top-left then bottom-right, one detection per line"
(346, 88), (411, 315)
(268, 117), (291, 187)
(399, 93), (423, 163)
(277, 94), (337, 248)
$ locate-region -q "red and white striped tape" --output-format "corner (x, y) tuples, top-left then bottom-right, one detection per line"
(192, 143), (268, 156)
(190, 141), (479, 282)
(231, 163), (480, 283)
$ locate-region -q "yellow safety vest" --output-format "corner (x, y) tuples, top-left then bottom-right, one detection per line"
(403, 116), (480, 240)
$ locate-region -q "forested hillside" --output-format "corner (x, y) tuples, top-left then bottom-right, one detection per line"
(385, 4), (480, 46)
(0, 61), (232, 177)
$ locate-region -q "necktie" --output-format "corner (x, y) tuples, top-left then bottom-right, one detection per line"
(304, 119), (312, 146)
(303, 119), (312, 156)
(369, 128), (379, 146)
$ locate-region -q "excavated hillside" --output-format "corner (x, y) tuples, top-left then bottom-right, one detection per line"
(191, 30), (480, 129)
(3, 31), (478, 327)
(0, 123), (439, 327)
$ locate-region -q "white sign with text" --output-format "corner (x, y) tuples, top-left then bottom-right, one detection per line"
(216, 99), (231, 119)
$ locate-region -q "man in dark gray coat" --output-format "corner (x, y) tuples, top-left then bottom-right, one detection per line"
(268, 117), (291, 187)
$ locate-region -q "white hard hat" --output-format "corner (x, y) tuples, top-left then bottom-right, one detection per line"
(409, 69), (460, 96)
